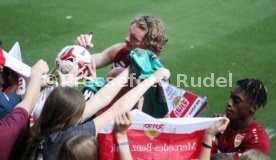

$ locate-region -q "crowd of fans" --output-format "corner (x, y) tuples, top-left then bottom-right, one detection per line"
(0, 15), (270, 160)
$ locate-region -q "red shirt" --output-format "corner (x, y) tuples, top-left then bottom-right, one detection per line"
(215, 119), (270, 158)
(112, 46), (130, 68)
(0, 107), (28, 160)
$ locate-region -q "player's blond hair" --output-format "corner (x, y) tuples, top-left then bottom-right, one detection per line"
(132, 16), (168, 55)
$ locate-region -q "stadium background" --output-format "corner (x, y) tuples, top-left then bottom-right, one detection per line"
(1, 0), (275, 158)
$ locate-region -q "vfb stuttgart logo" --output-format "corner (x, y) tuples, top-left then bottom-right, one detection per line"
(144, 124), (165, 140)
(234, 133), (245, 148)
(173, 96), (190, 117)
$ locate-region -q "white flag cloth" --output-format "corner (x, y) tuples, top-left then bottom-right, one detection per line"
(8, 42), (27, 95)
(101, 109), (223, 134)
(160, 81), (207, 118)
(98, 109), (224, 160)
(0, 47), (31, 78)
(32, 85), (56, 121)
(9, 42), (23, 61)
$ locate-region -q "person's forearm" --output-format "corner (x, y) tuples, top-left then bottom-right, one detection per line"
(116, 133), (128, 141)
(16, 72), (42, 115)
(114, 76), (156, 113)
(94, 75), (157, 133)
(199, 132), (213, 160)
(82, 68), (129, 121)
(91, 43), (124, 69)
(91, 53), (110, 69)
(116, 133), (132, 160)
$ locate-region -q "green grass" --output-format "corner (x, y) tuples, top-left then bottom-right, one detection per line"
(1, 0), (275, 158)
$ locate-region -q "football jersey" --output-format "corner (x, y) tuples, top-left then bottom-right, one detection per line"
(112, 46), (130, 68)
(215, 118), (270, 159)
(111, 46), (168, 118)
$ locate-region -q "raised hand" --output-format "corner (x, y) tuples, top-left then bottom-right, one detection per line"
(84, 58), (97, 81)
(153, 68), (170, 83)
(115, 112), (133, 160)
(206, 118), (230, 137)
(115, 112), (133, 138)
(75, 34), (94, 49)
(31, 59), (49, 76)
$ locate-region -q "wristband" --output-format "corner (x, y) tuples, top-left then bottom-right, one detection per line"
(202, 142), (212, 149)
(117, 141), (128, 148)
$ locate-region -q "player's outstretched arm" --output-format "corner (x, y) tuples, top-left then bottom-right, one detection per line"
(91, 43), (125, 69)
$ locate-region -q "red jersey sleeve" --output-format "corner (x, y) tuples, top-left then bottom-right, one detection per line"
(240, 126), (270, 155)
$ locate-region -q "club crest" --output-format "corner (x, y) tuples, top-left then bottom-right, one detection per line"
(234, 134), (245, 148)
(173, 96), (189, 117)
(144, 124), (165, 140)
(173, 96), (181, 107)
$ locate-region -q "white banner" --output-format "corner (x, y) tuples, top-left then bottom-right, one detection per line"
(160, 81), (207, 118)
(0, 47), (31, 78)
(98, 110), (223, 160)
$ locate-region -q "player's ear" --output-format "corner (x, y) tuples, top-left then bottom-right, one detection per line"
(250, 104), (259, 113)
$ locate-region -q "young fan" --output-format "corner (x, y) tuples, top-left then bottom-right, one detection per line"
(21, 67), (170, 160)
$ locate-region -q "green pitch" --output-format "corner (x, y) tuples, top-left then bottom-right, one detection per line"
(1, 0), (275, 158)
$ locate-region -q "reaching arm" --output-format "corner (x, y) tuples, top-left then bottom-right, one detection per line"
(91, 43), (125, 69)
(115, 112), (133, 160)
(199, 118), (230, 160)
(81, 68), (130, 122)
(94, 68), (170, 134)
(15, 60), (49, 115)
